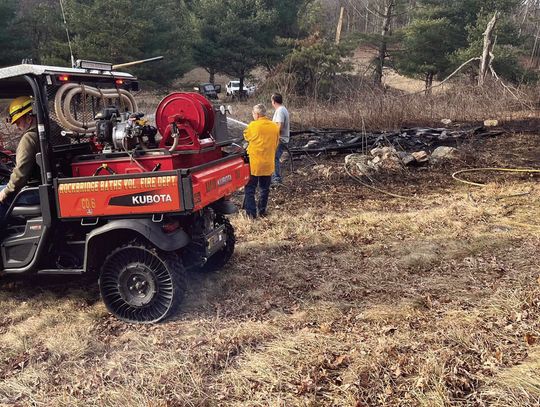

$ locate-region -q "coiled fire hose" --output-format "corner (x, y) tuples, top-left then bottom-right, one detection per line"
(345, 163), (539, 200)
(452, 167), (540, 187)
(54, 83), (138, 134)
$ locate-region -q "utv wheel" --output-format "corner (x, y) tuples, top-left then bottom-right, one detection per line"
(202, 216), (236, 272)
(99, 242), (186, 323)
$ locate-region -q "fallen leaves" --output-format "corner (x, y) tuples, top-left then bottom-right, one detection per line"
(524, 333), (537, 346)
(330, 354), (350, 370)
(0, 133), (538, 406)
(0, 346), (50, 380)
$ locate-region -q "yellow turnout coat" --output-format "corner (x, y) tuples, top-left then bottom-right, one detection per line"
(243, 117), (280, 176)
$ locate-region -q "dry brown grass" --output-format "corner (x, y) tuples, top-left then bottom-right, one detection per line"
(483, 349), (540, 405)
(0, 132), (538, 406)
(223, 80), (538, 133)
(295, 83), (535, 130)
(176, 68), (233, 88)
(382, 69), (449, 94)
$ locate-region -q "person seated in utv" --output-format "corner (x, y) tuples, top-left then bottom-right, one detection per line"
(0, 96), (40, 219)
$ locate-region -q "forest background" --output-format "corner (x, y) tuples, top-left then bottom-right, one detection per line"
(1, 0), (540, 93)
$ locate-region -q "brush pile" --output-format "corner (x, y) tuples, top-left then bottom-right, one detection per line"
(288, 126), (502, 156)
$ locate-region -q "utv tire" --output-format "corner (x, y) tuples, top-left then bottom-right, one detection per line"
(99, 242), (186, 323)
(202, 216), (236, 272)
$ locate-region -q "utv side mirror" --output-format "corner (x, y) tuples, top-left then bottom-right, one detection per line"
(214, 84), (221, 93)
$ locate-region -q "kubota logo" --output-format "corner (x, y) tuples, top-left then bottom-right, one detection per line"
(217, 174), (232, 186)
(109, 191), (174, 207)
(132, 194), (173, 205)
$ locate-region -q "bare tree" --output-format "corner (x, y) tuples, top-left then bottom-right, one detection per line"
(478, 12), (499, 86)
(372, 0), (395, 86)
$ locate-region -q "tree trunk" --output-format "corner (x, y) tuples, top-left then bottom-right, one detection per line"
(208, 68), (215, 84)
(407, 0), (416, 24)
(365, 7), (369, 33)
(530, 23), (540, 68)
(424, 72), (434, 95)
(478, 12), (499, 87)
(239, 75), (245, 100)
(374, 0), (395, 87)
(335, 6), (345, 44)
(519, 1), (531, 37)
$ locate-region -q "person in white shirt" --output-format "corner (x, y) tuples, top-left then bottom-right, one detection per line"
(271, 93), (290, 185)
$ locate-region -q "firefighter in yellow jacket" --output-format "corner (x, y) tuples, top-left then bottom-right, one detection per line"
(0, 96), (40, 219)
(243, 104), (279, 218)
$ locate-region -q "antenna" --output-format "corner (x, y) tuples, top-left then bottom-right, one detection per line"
(59, 0), (76, 68)
(112, 56), (164, 70)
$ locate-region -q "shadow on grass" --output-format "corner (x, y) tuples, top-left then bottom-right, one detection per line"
(0, 222), (533, 325)
(0, 273), (100, 304)
(176, 232), (531, 321)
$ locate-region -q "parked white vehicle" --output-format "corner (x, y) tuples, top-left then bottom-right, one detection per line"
(226, 80), (240, 96)
(226, 80), (256, 97)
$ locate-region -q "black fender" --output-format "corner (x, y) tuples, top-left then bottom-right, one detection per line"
(211, 198), (238, 215)
(83, 219), (190, 272)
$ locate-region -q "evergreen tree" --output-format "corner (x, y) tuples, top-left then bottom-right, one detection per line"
(279, 35), (353, 97)
(192, 0), (225, 83)
(192, 0), (279, 93)
(273, 0), (305, 37)
(0, 0), (68, 67)
(66, 0), (193, 85)
(394, 18), (456, 89)
(452, 5), (528, 83)
(132, 0), (194, 86)
(0, 0), (20, 67)
(395, 0), (524, 86)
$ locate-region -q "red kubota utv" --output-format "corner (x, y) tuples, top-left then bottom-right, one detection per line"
(0, 60), (250, 323)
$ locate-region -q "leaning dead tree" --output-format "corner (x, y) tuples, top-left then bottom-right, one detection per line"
(478, 11), (499, 86)
(401, 12), (500, 96)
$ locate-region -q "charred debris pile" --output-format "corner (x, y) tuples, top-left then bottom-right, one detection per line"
(288, 126), (502, 157)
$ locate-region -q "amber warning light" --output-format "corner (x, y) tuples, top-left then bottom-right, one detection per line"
(58, 75), (70, 82)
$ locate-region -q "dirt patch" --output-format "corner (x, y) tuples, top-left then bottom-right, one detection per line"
(0, 132), (538, 406)
(349, 46), (448, 94)
(175, 67), (233, 88)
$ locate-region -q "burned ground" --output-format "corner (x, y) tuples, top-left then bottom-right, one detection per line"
(0, 131), (539, 406)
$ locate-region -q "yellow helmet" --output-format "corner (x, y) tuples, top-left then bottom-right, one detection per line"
(9, 96), (33, 124)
